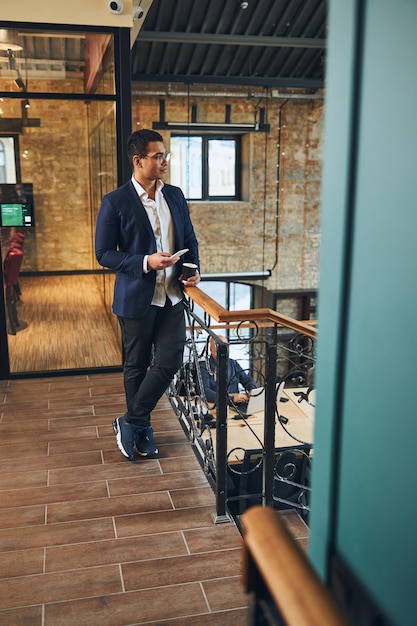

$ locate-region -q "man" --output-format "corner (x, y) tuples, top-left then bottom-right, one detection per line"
(95, 129), (200, 461)
(199, 336), (257, 411)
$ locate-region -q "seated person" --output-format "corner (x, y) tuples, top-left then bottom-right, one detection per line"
(199, 336), (257, 411)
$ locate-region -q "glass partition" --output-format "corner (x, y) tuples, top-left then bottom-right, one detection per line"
(0, 26), (122, 375)
(0, 28), (115, 96)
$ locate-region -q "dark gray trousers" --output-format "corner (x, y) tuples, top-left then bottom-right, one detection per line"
(118, 299), (185, 427)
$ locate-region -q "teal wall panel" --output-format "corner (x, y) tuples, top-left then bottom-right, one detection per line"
(308, 0), (359, 576)
(310, 0), (417, 624)
(336, 0), (417, 623)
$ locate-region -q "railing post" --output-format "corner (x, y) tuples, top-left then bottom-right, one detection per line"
(264, 329), (278, 507)
(213, 339), (231, 523)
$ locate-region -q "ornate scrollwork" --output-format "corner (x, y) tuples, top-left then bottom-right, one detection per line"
(167, 295), (315, 522)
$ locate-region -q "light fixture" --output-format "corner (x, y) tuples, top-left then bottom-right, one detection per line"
(202, 270), (271, 281)
(14, 77), (25, 90)
(0, 29), (22, 51)
(240, 1), (249, 8)
(7, 49), (18, 71)
(23, 99), (30, 109)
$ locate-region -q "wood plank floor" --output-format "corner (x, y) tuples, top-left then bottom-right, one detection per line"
(0, 372), (309, 625)
(7, 275), (122, 373)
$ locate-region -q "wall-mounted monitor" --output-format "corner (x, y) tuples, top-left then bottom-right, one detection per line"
(0, 183), (35, 227)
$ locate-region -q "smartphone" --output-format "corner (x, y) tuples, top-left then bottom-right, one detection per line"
(170, 248), (189, 259)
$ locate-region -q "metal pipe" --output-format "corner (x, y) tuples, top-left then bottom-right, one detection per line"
(132, 89), (324, 100)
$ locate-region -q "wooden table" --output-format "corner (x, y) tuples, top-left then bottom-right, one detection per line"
(284, 386), (315, 421)
(202, 387), (314, 463)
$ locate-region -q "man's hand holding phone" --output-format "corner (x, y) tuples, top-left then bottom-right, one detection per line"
(170, 248), (189, 261)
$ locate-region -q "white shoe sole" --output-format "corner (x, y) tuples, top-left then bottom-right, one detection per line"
(114, 418), (132, 459)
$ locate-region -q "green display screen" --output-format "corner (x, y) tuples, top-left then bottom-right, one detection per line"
(0, 184), (35, 227)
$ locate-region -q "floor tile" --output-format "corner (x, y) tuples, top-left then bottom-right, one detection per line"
(44, 583), (208, 626)
(0, 504), (45, 530)
(1, 406), (95, 422)
(0, 605), (43, 626)
(152, 442), (196, 459)
(148, 608), (248, 626)
(159, 456), (204, 474)
(0, 481), (107, 509)
(183, 524), (243, 554)
(0, 450), (103, 473)
(108, 470), (208, 497)
(122, 548), (242, 591)
(0, 419), (49, 433)
(0, 441), (48, 460)
(278, 509), (309, 539)
(45, 532), (187, 572)
(0, 517), (115, 552)
(0, 373), (284, 625)
(203, 576), (248, 612)
(49, 435), (114, 455)
(0, 547), (44, 579)
(0, 564), (122, 610)
(52, 415), (117, 430)
(115, 505), (217, 538)
(48, 459), (161, 486)
(0, 469), (48, 490)
(46, 491), (173, 524)
(170, 486), (216, 509)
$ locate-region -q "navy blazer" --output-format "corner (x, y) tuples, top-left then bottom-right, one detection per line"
(95, 180), (199, 318)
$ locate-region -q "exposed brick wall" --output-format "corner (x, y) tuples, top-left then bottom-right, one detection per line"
(0, 79), (91, 271)
(133, 85), (324, 292)
(1, 80), (323, 292)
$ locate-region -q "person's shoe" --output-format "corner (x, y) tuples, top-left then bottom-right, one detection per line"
(113, 417), (136, 461)
(135, 425), (158, 457)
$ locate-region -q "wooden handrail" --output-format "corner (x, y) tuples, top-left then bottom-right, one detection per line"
(242, 506), (350, 626)
(184, 286), (317, 339)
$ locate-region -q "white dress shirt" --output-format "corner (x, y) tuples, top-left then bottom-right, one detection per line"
(131, 176), (182, 307)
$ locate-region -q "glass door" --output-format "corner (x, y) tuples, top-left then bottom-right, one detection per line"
(0, 26), (123, 376)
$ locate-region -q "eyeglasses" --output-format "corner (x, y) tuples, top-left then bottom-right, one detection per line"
(138, 152), (171, 163)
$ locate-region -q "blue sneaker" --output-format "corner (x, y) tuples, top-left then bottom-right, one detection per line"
(135, 426), (158, 457)
(113, 417), (136, 461)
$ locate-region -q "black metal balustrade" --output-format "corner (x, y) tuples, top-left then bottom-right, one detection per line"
(167, 286), (317, 524)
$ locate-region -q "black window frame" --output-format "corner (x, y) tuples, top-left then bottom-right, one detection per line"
(172, 133), (241, 201)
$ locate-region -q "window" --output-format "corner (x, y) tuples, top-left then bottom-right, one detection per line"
(170, 135), (240, 200)
(189, 280), (253, 369)
(0, 142), (5, 183)
(0, 137), (17, 184)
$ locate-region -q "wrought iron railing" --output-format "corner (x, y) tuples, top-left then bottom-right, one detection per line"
(167, 285), (317, 524)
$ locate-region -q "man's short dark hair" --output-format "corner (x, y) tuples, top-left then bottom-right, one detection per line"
(127, 129), (164, 161)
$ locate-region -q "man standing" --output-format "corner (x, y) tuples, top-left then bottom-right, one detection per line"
(95, 129), (200, 461)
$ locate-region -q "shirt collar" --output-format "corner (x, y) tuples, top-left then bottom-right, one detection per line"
(131, 175), (164, 199)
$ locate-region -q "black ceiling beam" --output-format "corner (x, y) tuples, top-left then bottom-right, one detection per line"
(136, 32), (325, 49)
(0, 118), (41, 133)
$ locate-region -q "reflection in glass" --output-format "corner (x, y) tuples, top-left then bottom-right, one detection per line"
(188, 280), (252, 369)
(0, 28), (115, 95)
(170, 136), (202, 199)
(208, 139), (236, 196)
(0, 138), (17, 183)
(0, 27), (120, 374)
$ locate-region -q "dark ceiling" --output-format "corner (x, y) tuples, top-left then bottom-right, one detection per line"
(132, 0), (327, 90)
